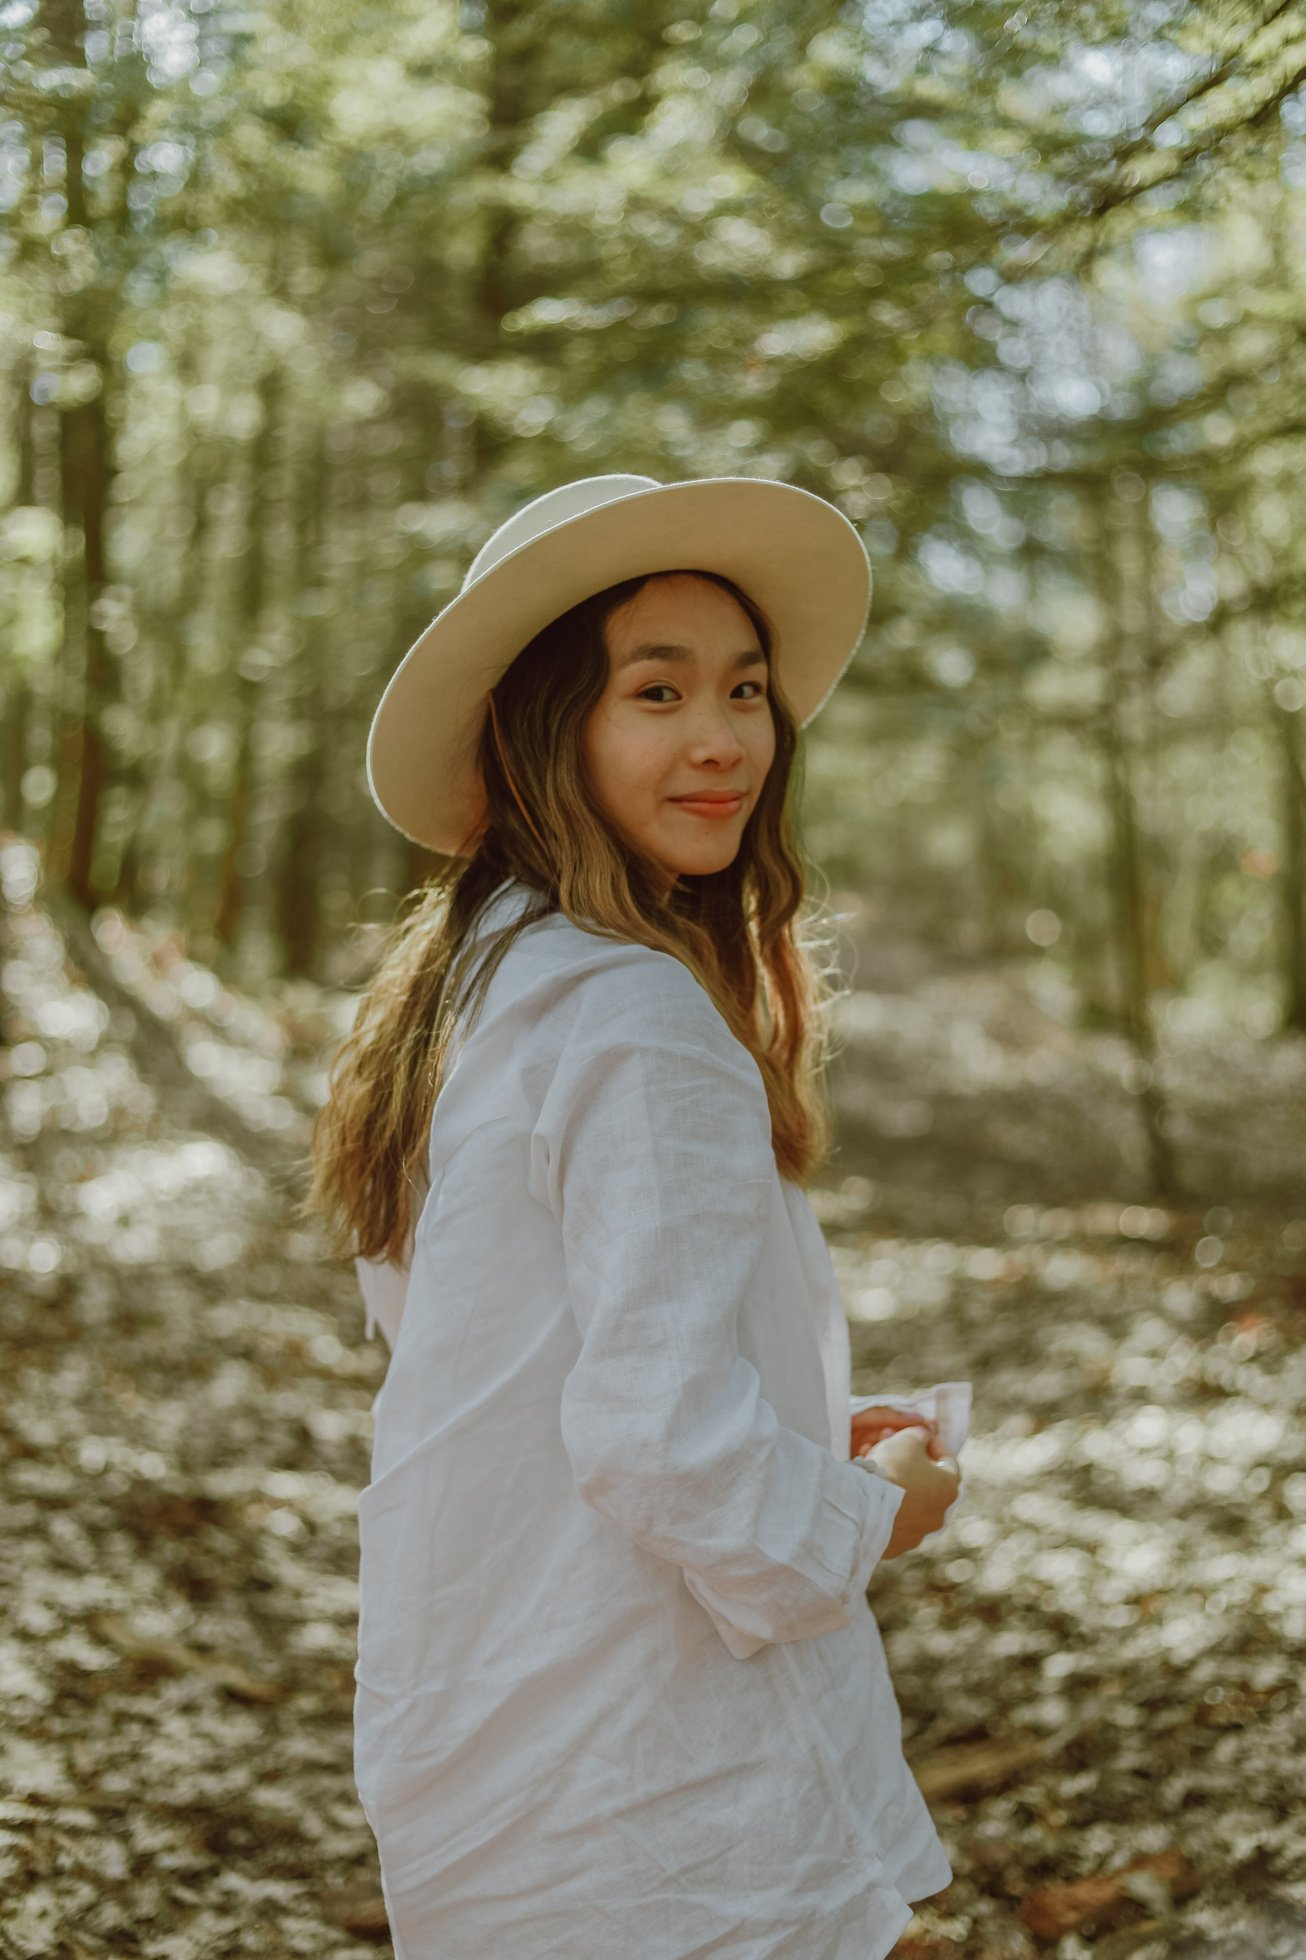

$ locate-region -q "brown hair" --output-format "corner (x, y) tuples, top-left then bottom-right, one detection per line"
(299, 569), (847, 1265)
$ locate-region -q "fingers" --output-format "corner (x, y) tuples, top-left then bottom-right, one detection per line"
(853, 1430), (916, 1458)
(850, 1412), (934, 1455)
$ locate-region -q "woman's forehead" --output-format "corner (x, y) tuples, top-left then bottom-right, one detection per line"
(606, 573), (761, 647)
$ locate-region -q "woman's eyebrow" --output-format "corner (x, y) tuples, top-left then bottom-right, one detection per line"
(615, 643), (767, 672)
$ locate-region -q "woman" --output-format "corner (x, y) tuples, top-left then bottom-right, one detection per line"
(304, 472), (966, 1958)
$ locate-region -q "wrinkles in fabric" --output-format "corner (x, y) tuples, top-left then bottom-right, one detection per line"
(351, 878), (954, 1955)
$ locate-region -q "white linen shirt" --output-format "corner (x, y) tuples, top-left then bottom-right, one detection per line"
(352, 877), (953, 1959)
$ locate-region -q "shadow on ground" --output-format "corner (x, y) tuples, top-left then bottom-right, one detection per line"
(1, 849), (1303, 1958)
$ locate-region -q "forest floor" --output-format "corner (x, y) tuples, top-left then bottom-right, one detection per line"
(1, 841), (1304, 1960)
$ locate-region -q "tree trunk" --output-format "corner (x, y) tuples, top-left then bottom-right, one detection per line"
(214, 362), (281, 951)
(1275, 692), (1306, 1031)
(38, 0), (118, 913)
(177, 349), (223, 931)
(1093, 476), (1180, 1199)
(15, 353), (37, 504)
(275, 421), (327, 976)
(2, 682), (30, 832)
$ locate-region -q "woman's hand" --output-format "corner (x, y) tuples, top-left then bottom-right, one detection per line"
(850, 1405), (946, 1461)
(866, 1428), (962, 1560)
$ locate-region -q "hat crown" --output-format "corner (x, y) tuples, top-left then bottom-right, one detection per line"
(463, 474), (661, 590)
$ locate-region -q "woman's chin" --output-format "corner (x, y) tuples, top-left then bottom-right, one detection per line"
(656, 844), (741, 881)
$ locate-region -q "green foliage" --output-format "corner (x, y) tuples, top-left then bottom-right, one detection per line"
(1, 0), (1305, 1041)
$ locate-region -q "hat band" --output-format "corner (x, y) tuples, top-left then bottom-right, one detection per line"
(486, 687), (550, 858)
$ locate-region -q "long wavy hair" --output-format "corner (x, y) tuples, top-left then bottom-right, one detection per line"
(300, 568), (849, 1266)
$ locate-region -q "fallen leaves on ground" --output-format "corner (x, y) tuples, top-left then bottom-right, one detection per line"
(2, 851), (1305, 1958)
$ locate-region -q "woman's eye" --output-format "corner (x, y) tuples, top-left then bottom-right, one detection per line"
(635, 682), (766, 703)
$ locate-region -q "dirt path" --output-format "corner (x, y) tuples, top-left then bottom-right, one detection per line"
(1, 851), (1303, 1958)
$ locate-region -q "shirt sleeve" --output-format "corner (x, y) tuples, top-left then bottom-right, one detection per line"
(355, 1252), (409, 1352)
(534, 950), (904, 1660)
(354, 1165), (430, 1353)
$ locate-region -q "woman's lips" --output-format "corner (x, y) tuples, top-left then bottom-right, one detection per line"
(669, 793), (746, 819)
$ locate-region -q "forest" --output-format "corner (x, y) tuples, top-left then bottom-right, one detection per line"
(2, 0), (1305, 1954)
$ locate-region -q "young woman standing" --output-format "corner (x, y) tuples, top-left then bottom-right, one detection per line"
(305, 473), (966, 1958)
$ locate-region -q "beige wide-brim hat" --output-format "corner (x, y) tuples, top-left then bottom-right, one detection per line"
(366, 472), (872, 856)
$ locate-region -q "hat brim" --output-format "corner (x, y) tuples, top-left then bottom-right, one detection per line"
(366, 475), (872, 855)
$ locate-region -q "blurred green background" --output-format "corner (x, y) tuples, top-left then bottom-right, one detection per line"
(4, 9), (1306, 1956)
(5, 0), (1306, 1054)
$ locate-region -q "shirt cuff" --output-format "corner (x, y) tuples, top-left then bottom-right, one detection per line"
(846, 1455), (905, 1598)
(682, 1458), (905, 1660)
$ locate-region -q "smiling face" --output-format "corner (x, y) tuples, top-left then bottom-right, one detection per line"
(580, 572), (778, 890)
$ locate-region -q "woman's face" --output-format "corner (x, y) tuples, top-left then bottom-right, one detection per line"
(581, 572), (777, 888)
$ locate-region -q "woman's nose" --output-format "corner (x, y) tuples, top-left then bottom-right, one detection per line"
(684, 704), (745, 762)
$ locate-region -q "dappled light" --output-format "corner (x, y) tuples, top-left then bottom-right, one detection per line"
(3, 834), (1304, 1954)
(4, 0), (1306, 1951)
